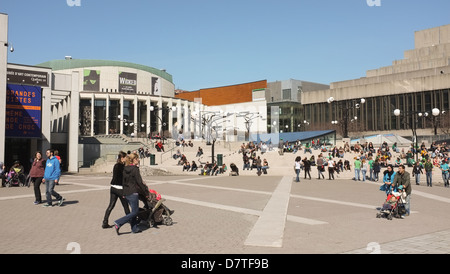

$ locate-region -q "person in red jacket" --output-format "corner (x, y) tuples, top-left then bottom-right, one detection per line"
(29, 151), (46, 205)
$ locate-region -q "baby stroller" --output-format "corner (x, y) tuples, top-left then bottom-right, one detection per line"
(5, 170), (26, 187)
(376, 186), (406, 220)
(137, 189), (174, 228)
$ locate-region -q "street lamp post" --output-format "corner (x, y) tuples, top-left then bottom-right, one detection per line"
(327, 97), (365, 138)
(149, 105), (176, 144)
(237, 111), (263, 141)
(393, 108), (441, 162)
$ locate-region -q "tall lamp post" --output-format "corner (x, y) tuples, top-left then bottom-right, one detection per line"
(236, 111), (263, 141)
(393, 108), (441, 162)
(327, 97), (365, 138)
(149, 105), (176, 144)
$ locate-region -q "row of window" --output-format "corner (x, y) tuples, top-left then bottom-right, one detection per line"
(303, 89), (450, 133)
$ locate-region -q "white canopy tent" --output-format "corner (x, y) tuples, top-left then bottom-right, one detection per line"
(351, 134), (413, 146)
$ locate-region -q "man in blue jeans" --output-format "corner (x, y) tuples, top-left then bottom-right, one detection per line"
(42, 149), (64, 207)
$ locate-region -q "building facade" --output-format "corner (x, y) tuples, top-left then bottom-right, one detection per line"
(302, 24), (450, 139)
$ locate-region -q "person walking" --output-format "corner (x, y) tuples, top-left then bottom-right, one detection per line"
(392, 165), (412, 217)
(294, 156), (301, 182)
(424, 158), (433, 187)
(303, 157), (311, 179)
(102, 151), (130, 229)
(440, 159), (449, 188)
(29, 151), (46, 205)
(412, 162), (423, 186)
(42, 149), (64, 207)
(114, 152), (150, 235)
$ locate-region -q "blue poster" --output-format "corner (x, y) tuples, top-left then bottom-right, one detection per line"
(6, 84), (42, 138)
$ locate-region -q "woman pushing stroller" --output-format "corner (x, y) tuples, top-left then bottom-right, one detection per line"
(113, 152), (150, 235)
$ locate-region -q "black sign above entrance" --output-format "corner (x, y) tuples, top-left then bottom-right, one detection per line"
(7, 68), (49, 87)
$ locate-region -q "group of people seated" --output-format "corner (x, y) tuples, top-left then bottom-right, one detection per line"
(198, 161), (228, 176)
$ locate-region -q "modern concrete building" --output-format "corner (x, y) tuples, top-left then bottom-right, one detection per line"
(302, 24), (450, 140)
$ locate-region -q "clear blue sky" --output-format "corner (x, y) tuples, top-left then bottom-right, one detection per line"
(2, 0), (449, 91)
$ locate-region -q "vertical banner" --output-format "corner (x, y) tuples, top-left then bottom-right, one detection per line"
(6, 84), (42, 138)
(152, 77), (160, 95)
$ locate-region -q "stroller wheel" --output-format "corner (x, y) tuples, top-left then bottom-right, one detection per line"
(387, 214), (393, 220)
(149, 219), (155, 228)
(376, 213), (381, 218)
(164, 217), (173, 226)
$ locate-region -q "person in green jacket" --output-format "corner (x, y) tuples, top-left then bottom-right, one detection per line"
(424, 158), (433, 187)
(354, 157), (361, 181)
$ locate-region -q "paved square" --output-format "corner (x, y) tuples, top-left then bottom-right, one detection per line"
(1, 173), (450, 254)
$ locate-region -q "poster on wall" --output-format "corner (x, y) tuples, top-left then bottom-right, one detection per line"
(83, 69), (100, 91)
(119, 72), (137, 93)
(152, 77), (160, 95)
(5, 84), (42, 138)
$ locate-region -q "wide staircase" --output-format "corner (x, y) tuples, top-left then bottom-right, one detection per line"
(82, 136), (416, 180)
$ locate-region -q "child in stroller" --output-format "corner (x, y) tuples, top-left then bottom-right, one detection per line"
(137, 189), (174, 228)
(5, 161), (26, 187)
(376, 185), (406, 220)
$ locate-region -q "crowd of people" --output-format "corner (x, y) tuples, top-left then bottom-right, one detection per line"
(0, 149), (65, 207)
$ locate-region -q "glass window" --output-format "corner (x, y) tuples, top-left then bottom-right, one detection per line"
(282, 89), (291, 100)
(94, 99), (106, 135)
(79, 99), (91, 136)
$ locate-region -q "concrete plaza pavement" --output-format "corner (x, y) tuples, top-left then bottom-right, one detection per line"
(1, 172), (450, 254)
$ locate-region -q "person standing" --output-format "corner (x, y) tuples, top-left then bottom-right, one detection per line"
(392, 165), (412, 217)
(102, 151), (130, 229)
(316, 154), (325, 179)
(412, 162), (423, 186)
(381, 164), (396, 195)
(294, 156), (301, 182)
(29, 151), (46, 205)
(354, 157), (361, 181)
(42, 149), (64, 207)
(328, 158), (335, 180)
(303, 157), (311, 179)
(256, 156), (262, 176)
(361, 159), (367, 182)
(424, 158), (433, 187)
(440, 160), (449, 188)
(114, 153), (149, 235)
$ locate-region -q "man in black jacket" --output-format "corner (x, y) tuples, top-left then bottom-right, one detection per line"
(392, 164), (412, 217)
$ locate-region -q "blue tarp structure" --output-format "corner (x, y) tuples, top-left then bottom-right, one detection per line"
(250, 130), (336, 145)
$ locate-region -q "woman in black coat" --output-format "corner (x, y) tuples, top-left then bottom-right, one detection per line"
(114, 152), (149, 235)
(102, 151), (130, 228)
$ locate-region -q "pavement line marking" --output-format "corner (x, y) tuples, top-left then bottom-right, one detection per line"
(291, 194), (378, 209)
(244, 176), (292, 248)
(163, 194), (327, 226)
(412, 190), (450, 204)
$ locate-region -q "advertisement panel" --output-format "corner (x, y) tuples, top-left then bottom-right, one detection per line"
(83, 69), (100, 91)
(152, 77), (160, 95)
(119, 72), (137, 93)
(5, 84), (42, 138)
(7, 68), (49, 87)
